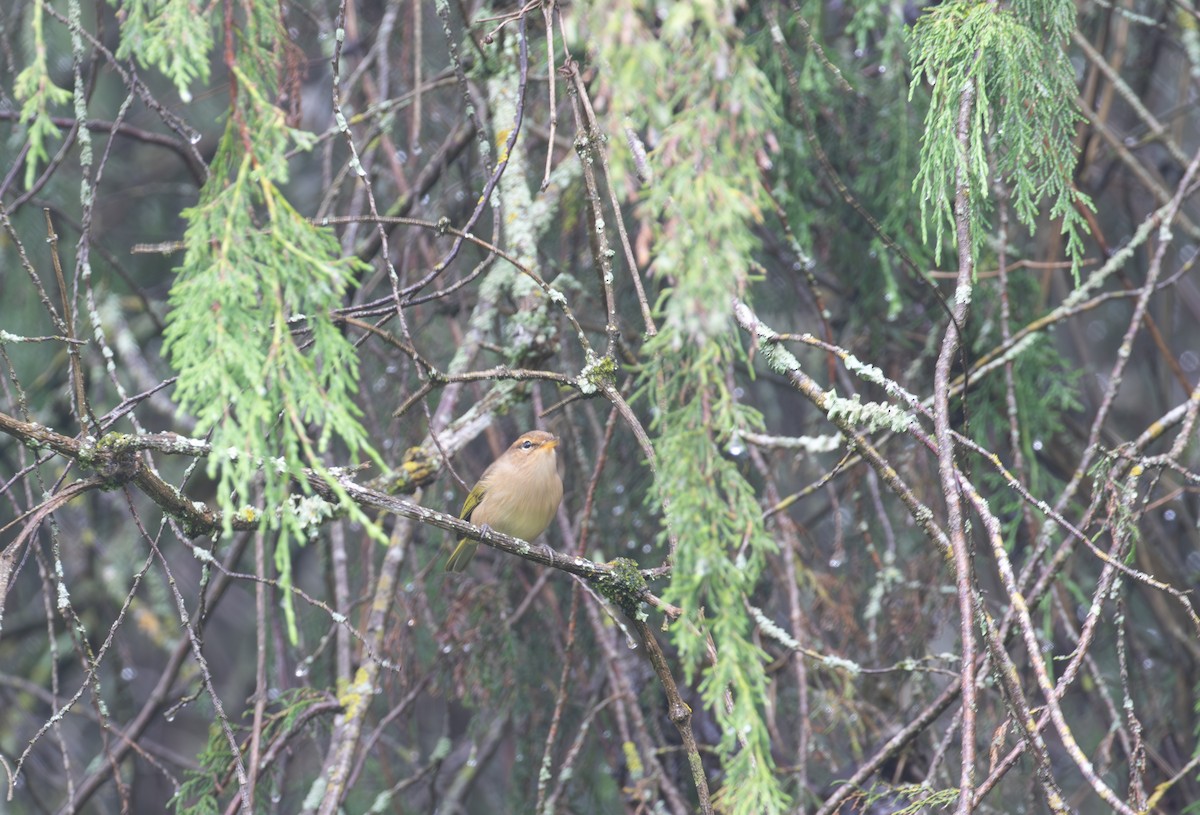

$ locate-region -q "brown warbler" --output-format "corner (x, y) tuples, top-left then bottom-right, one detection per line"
(444, 430), (564, 572)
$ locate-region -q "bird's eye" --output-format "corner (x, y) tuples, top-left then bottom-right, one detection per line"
(522, 440), (534, 449)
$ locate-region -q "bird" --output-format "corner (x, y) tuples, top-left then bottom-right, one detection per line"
(444, 430), (564, 572)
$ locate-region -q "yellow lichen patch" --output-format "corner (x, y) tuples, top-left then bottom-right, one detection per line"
(495, 128), (512, 163)
(134, 603), (168, 646)
(337, 666), (374, 720)
(621, 740), (644, 779)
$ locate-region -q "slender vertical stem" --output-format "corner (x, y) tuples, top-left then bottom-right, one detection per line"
(934, 76), (978, 815)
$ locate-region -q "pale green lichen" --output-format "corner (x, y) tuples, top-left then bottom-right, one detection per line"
(290, 494), (337, 533)
(820, 654), (862, 676)
(842, 353), (920, 405)
(189, 545), (215, 563)
(756, 331), (802, 376)
(750, 605), (800, 651)
(430, 736), (452, 761)
(576, 352), (617, 395)
(366, 791), (393, 813)
(746, 432), (843, 454)
(301, 776), (327, 810)
(825, 392), (915, 435)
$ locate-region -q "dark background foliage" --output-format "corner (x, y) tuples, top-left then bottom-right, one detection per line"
(2, 1), (1199, 813)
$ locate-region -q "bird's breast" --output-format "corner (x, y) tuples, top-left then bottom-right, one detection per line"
(472, 457), (563, 541)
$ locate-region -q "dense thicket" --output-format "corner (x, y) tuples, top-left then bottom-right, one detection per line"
(2, 2), (1199, 813)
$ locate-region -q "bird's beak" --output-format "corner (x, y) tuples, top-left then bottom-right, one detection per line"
(544, 437), (560, 450)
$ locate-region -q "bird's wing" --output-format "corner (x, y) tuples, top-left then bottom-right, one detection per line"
(458, 478), (488, 521)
